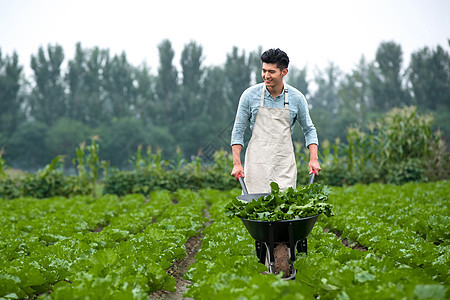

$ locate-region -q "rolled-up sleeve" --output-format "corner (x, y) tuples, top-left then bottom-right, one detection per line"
(230, 92), (250, 147)
(297, 94), (319, 147)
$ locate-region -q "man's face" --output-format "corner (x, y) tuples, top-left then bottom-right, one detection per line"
(261, 63), (287, 89)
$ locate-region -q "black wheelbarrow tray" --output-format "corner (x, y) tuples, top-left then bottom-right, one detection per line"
(236, 173), (320, 279)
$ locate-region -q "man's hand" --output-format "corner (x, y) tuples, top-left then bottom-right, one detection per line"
(231, 164), (244, 180)
(231, 144), (244, 180)
(308, 144), (321, 175)
(309, 159), (321, 175)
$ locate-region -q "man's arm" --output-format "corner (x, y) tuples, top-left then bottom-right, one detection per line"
(230, 144), (244, 179)
(308, 143), (321, 175)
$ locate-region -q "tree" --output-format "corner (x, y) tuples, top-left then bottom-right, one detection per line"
(180, 41), (204, 121)
(286, 65), (310, 97)
(66, 43), (109, 127)
(133, 63), (157, 125)
(97, 118), (152, 167)
(248, 46), (263, 85)
(44, 118), (91, 166)
(369, 41), (410, 111)
(337, 56), (373, 126)
(29, 44), (66, 126)
(103, 52), (135, 119)
(0, 49), (23, 141)
(408, 44), (450, 110)
(6, 121), (50, 169)
(155, 39), (179, 125)
(224, 47), (251, 113)
(202, 66), (228, 121)
(309, 62), (343, 141)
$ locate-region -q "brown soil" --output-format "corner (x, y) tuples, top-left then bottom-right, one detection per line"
(274, 243), (290, 278)
(149, 235), (202, 299)
(323, 228), (368, 251)
(149, 208), (212, 299)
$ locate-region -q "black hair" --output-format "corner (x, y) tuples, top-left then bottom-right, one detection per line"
(260, 48), (289, 70)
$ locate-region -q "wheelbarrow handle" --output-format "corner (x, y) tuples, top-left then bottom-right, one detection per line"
(238, 172), (315, 194)
(236, 173), (249, 195)
(308, 172), (316, 185)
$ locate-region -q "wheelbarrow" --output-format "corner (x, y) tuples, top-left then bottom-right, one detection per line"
(236, 173), (320, 279)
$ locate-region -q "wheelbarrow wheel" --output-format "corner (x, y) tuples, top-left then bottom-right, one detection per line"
(260, 242), (294, 279)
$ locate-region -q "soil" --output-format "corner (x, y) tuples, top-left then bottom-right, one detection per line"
(323, 228), (368, 251)
(149, 208), (212, 299)
(273, 243), (290, 278)
(149, 235), (202, 299)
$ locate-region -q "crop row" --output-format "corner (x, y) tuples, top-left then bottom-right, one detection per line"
(319, 181), (449, 282)
(1, 181), (448, 299)
(0, 190), (207, 299)
(185, 186), (449, 299)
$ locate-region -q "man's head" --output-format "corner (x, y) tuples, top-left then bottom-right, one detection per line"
(261, 49), (289, 90)
(260, 48), (289, 71)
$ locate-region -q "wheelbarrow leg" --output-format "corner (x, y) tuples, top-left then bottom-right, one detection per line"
(288, 222), (296, 261)
(297, 238), (307, 254)
(255, 241), (266, 264)
(264, 223), (275, 273)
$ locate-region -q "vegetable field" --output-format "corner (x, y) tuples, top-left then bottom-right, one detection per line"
(1, 181), (449, 299)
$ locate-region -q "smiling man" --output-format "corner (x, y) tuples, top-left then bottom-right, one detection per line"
(230, 48), (320, 193)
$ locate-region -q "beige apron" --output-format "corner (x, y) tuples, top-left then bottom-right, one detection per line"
(243, 85), (297, 194)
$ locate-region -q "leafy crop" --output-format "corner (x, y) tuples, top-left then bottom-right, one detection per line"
(186, 184), (449, 299)
(225, 182), (333, 221)
(0, 181), (448, 299)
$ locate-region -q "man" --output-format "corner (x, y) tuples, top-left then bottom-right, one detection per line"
(230, 48), (320, 193)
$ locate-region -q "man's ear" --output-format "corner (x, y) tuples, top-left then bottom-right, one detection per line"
(282, 68), (288, 77)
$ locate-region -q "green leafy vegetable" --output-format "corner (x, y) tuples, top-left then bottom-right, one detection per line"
(225, 182), (334, 221)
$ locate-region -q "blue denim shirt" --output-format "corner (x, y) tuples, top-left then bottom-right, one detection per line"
(230, 82), (319, 148)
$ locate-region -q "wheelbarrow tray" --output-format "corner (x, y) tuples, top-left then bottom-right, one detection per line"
(240, 214), (320, 243)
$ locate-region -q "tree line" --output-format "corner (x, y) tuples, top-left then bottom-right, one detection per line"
(0, 39), (449, 170)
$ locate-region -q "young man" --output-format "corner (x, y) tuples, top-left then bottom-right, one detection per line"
(230, 48), (320, 193)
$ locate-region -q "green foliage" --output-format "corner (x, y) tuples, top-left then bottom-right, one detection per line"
(0, 182), (448, 299)
(72, 136), (109, 197)
(44, 118), (91, 163)
(6, 121), (50, 169)
(369, 41), (411, 111)
(0, 49), (23, 139)
(21, 156), (75, 198)
(319, 181), (450, 283)
(104, 149), (240, 196)
(313, 106), (449, 186)
(0, 190), (207, 299)
(2, 40), (449, 170)
(408, 44), (450, 111)
(225, 182), (333, 221)
(186, 182), (449, 299)
(29, 44), (66, 126)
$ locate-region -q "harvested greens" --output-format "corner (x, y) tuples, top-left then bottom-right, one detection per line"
(225, 182), (334, 221)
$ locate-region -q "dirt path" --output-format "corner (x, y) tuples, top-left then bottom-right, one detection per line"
(150, 208), (212, 299)
(323, 228), (368, 251)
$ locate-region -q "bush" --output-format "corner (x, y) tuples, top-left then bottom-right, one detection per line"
(0, 178), (21, 199)
(307, 106), (448, 186)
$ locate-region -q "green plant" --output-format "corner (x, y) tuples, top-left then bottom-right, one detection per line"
(73, 136), (109, 197)
(225, 182), (333, 221)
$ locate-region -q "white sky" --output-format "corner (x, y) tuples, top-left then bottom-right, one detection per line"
(1, 0), (449, 77)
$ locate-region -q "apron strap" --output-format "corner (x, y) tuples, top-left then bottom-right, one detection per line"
(284, 88), (289, 108)
(260, 85), (289, 108)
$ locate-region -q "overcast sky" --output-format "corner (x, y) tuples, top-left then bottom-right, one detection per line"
(1, 0), (449, 77)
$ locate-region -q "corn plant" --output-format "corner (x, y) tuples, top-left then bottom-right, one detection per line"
(73, 136), (108, 197)
(130, 145), (169, 174)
